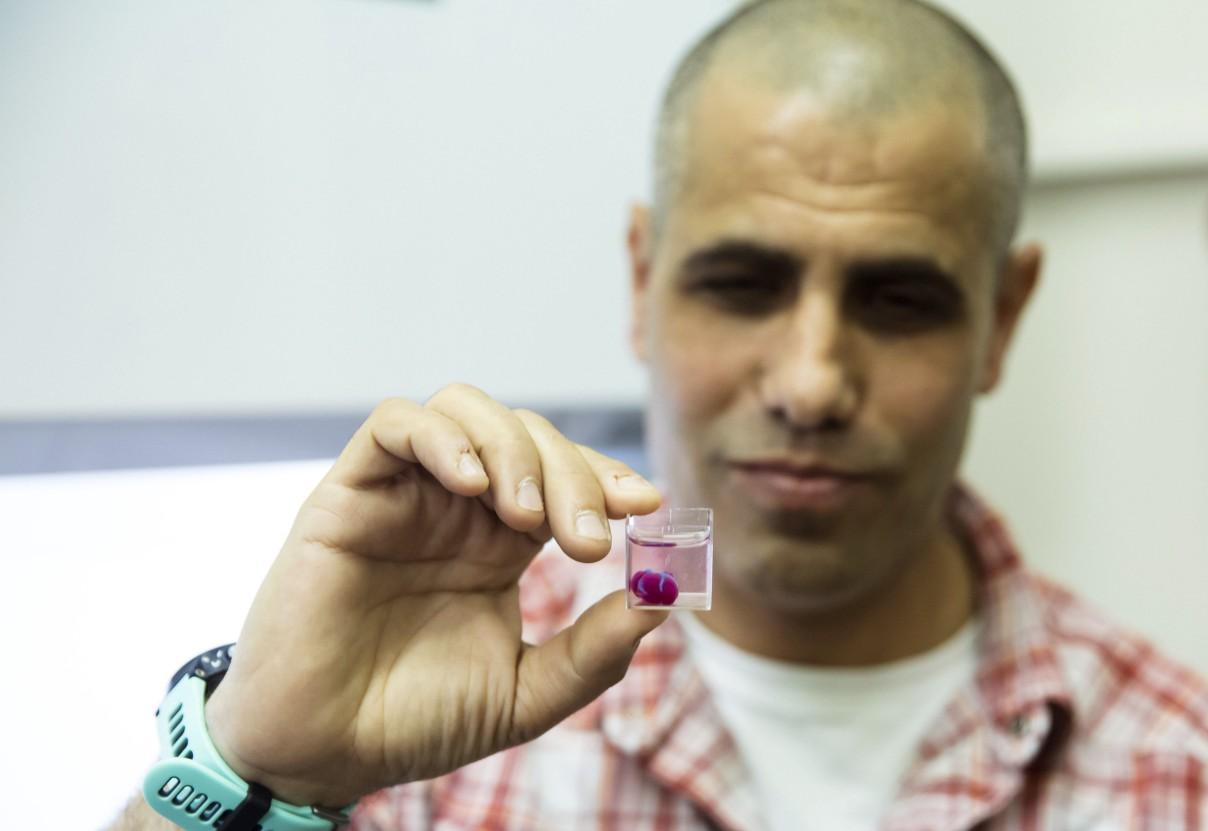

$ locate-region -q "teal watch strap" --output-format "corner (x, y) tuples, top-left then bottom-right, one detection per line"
(143, 673), (354, 830)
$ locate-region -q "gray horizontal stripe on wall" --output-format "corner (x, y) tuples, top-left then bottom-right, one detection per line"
(0, 408), (647, 477)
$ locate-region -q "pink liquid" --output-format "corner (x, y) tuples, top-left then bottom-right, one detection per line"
(626, 531), (712, 609)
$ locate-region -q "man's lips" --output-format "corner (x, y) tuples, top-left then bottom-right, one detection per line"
(727, 459), (877, 512)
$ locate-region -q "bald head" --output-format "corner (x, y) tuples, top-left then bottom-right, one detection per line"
(653, 0), (1028, 261)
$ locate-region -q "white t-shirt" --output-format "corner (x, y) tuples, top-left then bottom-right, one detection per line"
(678, 612), (980, 831)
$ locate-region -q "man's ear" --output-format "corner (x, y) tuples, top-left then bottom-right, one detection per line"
(627, 203), (654, 363)
(979, 242), (1043, 394)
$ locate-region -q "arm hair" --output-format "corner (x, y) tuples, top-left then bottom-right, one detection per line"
(103, 794), (179, 831)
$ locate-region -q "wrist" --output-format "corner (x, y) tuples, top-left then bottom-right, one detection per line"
(203, 685), (333, 808)
(146, 673), (355, 830)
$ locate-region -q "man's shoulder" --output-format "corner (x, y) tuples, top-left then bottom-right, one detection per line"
(1024, 569), (1208, 759)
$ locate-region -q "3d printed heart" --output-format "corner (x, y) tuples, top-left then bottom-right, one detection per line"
(629, 568), (680, 606)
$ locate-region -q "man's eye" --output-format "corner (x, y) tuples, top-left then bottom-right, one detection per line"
(855, 282), (960, 330)
(873, 286), (930, 311)
(691, 275), (787, 312)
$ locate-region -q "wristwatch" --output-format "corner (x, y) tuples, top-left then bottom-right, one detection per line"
(142, 644), (355, 831)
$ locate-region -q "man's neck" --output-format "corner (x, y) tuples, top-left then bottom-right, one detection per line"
(694, 522), (976, 666)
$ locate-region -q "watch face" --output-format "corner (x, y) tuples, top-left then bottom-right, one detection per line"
(169, 643), (236, 692)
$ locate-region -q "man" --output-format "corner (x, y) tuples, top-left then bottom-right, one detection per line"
(113, 0), (1208, 829)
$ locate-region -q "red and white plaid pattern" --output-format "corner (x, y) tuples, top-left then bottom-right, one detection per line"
(350, 484), (1208, 830)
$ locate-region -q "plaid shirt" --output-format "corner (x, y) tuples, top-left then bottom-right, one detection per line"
(350, 484), (1208, 830)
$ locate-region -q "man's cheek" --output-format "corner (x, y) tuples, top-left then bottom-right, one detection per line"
(658, 338), (748, 421)
(877, 359), (973, 454)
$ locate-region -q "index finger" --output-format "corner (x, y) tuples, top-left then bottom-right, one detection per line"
(320, 398), (488, 494)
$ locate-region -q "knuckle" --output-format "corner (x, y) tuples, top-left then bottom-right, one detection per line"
(414, 412), (461, 446)
(573, 442), (605, 461)
(499, 429), (542, 463)
(539, 443), (597, 479)
(513, 408), (556, 433)
(371, 396), (415, 422)
(427, 381), (485, 406)
(575, 443), (627, 474)
(566, 468), (607, 498)
(605, 458), (638, 477)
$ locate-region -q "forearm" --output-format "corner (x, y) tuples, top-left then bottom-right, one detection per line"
(105, 794), (178, 831)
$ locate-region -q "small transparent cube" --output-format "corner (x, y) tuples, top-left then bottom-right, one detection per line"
(625, 508), (713, 610)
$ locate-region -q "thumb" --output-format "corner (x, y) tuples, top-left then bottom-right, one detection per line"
(511, 590), (669, 742)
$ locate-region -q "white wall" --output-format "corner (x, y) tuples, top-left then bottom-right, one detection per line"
(964, 171), (1208, 679)
(0, 0), (737, 417)
(934, 0), (1208, 176)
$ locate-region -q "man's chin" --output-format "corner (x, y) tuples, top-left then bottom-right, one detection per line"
(718, 535), (875, 612)
(757, 507), (849, 539)
(716, 493), (855, 545)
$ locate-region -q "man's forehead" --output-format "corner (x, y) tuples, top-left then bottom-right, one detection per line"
(686, 74), (986, 194)
(667, 76), (995, 266)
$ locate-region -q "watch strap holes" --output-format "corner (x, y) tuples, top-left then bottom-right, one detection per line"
(169, 718), (190, 757)
(153, 774), (229, 825)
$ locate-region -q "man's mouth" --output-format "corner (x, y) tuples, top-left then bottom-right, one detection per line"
(726, 458), (877, 512)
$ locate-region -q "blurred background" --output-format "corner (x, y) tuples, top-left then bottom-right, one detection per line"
(1, 0), (1206, 827)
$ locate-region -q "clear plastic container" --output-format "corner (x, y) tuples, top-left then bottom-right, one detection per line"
(625, 508), (713, 610)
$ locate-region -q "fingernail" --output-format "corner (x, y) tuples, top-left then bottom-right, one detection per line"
(616, 474), (655, 491)
(575, 510), (610, 540)
(458, 453), (484, 478)
(516, 478), (544, 512)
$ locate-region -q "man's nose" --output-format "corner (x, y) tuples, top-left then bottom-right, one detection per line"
(758, 289), (860, 432)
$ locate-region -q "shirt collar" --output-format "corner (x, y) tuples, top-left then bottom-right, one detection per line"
(951, 485), (1073, 745)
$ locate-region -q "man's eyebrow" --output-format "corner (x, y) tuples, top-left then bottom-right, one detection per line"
(679, 239), (803, 277)
(847, 257), (963, 291)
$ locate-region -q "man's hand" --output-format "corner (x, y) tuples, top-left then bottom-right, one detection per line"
(202, 386), (668, 809)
